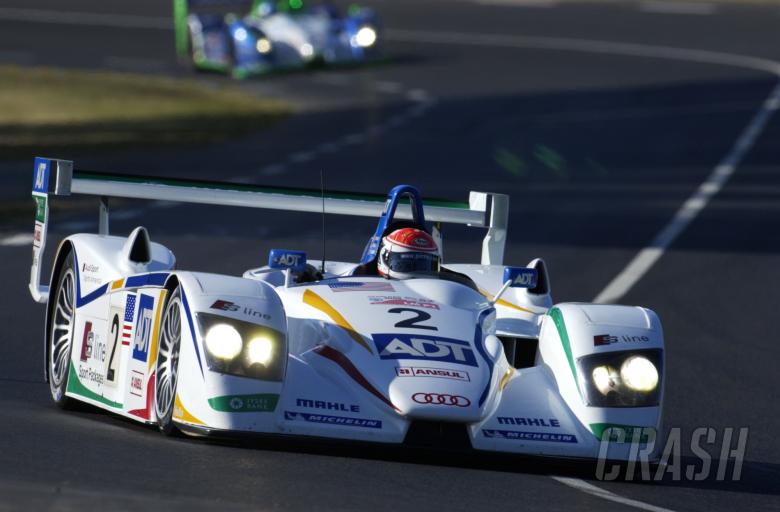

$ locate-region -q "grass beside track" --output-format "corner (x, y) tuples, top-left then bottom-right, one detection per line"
(0, 65), (290, 158)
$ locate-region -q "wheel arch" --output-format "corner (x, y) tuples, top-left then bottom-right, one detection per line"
(44, 239), (75, 383)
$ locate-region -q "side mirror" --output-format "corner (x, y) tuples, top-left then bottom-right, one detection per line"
(268, 249), (307, 272)
(502, 266), (538, 288)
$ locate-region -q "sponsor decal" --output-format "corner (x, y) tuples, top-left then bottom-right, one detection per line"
(81, 263), (99, 273)
(284, 411), (382, 429)
(497, 417), (560, 428)
(79, 321), (94, 362)
(34, 195), (47, 223)
(412, 392), (470, 407)
(33, 160), (48, 193)
(369, 296), (439, 309)
(79, 321), (106, 364)
(396, 366), (470, 382)
(211, 299), (239, 312)
(210, 299), (270, 320)
(122, 295), (136, 346)
(482, 429), (578, 443)
(268, 249), (306, 271)
(77, 364), (104, 386)
(591, 423), (655, 443)
(373, 333), (477, 367)
(329, 281), (395, 293)
(594, 334), (650, 346)
(208, 393), (279, 413)
(295, 398), (360, 413)
(129, 370), (144, 397)
(132, 294), (154, 363)
(33, 223), (43, 247)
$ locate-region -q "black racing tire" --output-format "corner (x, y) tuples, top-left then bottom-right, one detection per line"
(48, 251), (77, 409)
(154, 287), (183, 436)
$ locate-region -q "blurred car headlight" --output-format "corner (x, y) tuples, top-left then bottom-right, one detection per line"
(578, 349), (662, 407)
(299, 43), (314, 58)
(198, 313), (285, 381)
(256, 37), (272, 54)
(353, 26), (377, 48)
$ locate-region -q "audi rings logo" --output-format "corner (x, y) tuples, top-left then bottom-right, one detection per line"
(412, 392), (471, 407)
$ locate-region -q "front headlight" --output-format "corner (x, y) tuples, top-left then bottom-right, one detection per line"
(299, 43), (314, 58)
(353, 26), (377, 48)
(256, 37), (272, 54)
(578, 349), (662, 407)
(198, 313), (285, 381)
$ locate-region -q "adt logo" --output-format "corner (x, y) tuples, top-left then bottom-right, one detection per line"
(33, 160), (49, 193)
(133, 294), (154, 362)
(268, 249), (306, 272)
(372, 333), (478, 367)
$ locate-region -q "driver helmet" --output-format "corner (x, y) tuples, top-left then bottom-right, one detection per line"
(377, 228), (440, 279)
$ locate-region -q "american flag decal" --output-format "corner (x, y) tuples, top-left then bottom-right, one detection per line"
(123, 295), (136, 346)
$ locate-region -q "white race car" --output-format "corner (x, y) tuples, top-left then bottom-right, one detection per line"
(30, 157), (665, 461)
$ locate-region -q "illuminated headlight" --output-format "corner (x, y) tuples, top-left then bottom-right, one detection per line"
(578, 349), (662, 407)
(247, 336), (274, 366)
(205, 324), (242, 361)
(256, 37), (272, 54)
(299, 43), (314, 58)
(234, 27), (248, 42)
(198, 313), (285, 381)
(620, 356), (659, 392)
(353, 26), (377, 48)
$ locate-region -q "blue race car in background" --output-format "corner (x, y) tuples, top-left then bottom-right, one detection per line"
(174, 0), (382, 78)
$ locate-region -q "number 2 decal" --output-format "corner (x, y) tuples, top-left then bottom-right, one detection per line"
(106, 313), (120, 383)
(389, 308), (438, 331)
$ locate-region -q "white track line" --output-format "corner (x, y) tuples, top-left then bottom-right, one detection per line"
(385, 29), (780, 75)
(0, 233), (31, 247)
(639, 1), (717, 15)
(596, 81), (780, 303)
(550, 477), (676, 512)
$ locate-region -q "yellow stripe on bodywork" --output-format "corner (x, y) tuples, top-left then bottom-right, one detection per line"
(173, 393), (205, 426)
(148, 289), (167, 371)
(111, 279), (125, 290)
(478, 287), (535, 314)
(303, 289), (372, 353)
(500, 367), (515, 390)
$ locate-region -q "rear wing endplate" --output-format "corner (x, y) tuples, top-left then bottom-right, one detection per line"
(29, 157), (508, 302)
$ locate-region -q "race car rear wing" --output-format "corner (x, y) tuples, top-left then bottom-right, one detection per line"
(29, 157), (509, 302)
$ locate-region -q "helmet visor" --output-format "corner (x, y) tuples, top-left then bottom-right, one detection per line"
(385, 252), (439, 274)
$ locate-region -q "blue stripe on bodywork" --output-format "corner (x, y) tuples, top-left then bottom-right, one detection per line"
(475, 308), (495, 407)
(180, 288), (204, 378)
(76, 284), (109, 308)
(125, 272), (169, 288)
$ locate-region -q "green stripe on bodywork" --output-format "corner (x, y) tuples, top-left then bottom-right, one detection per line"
(66, 365), (122, 409)
(548, 307), (580, 395)
(590, 423), (656, 443)
(72, 170), (470, 210)
(208, 393), (279, 412)
(34, 195), (47, 222)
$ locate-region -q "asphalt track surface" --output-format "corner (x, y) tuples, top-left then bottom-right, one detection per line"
(1, 1), (780, 510)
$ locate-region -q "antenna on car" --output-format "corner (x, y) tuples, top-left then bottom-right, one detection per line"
(320, 169), (326, 276)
